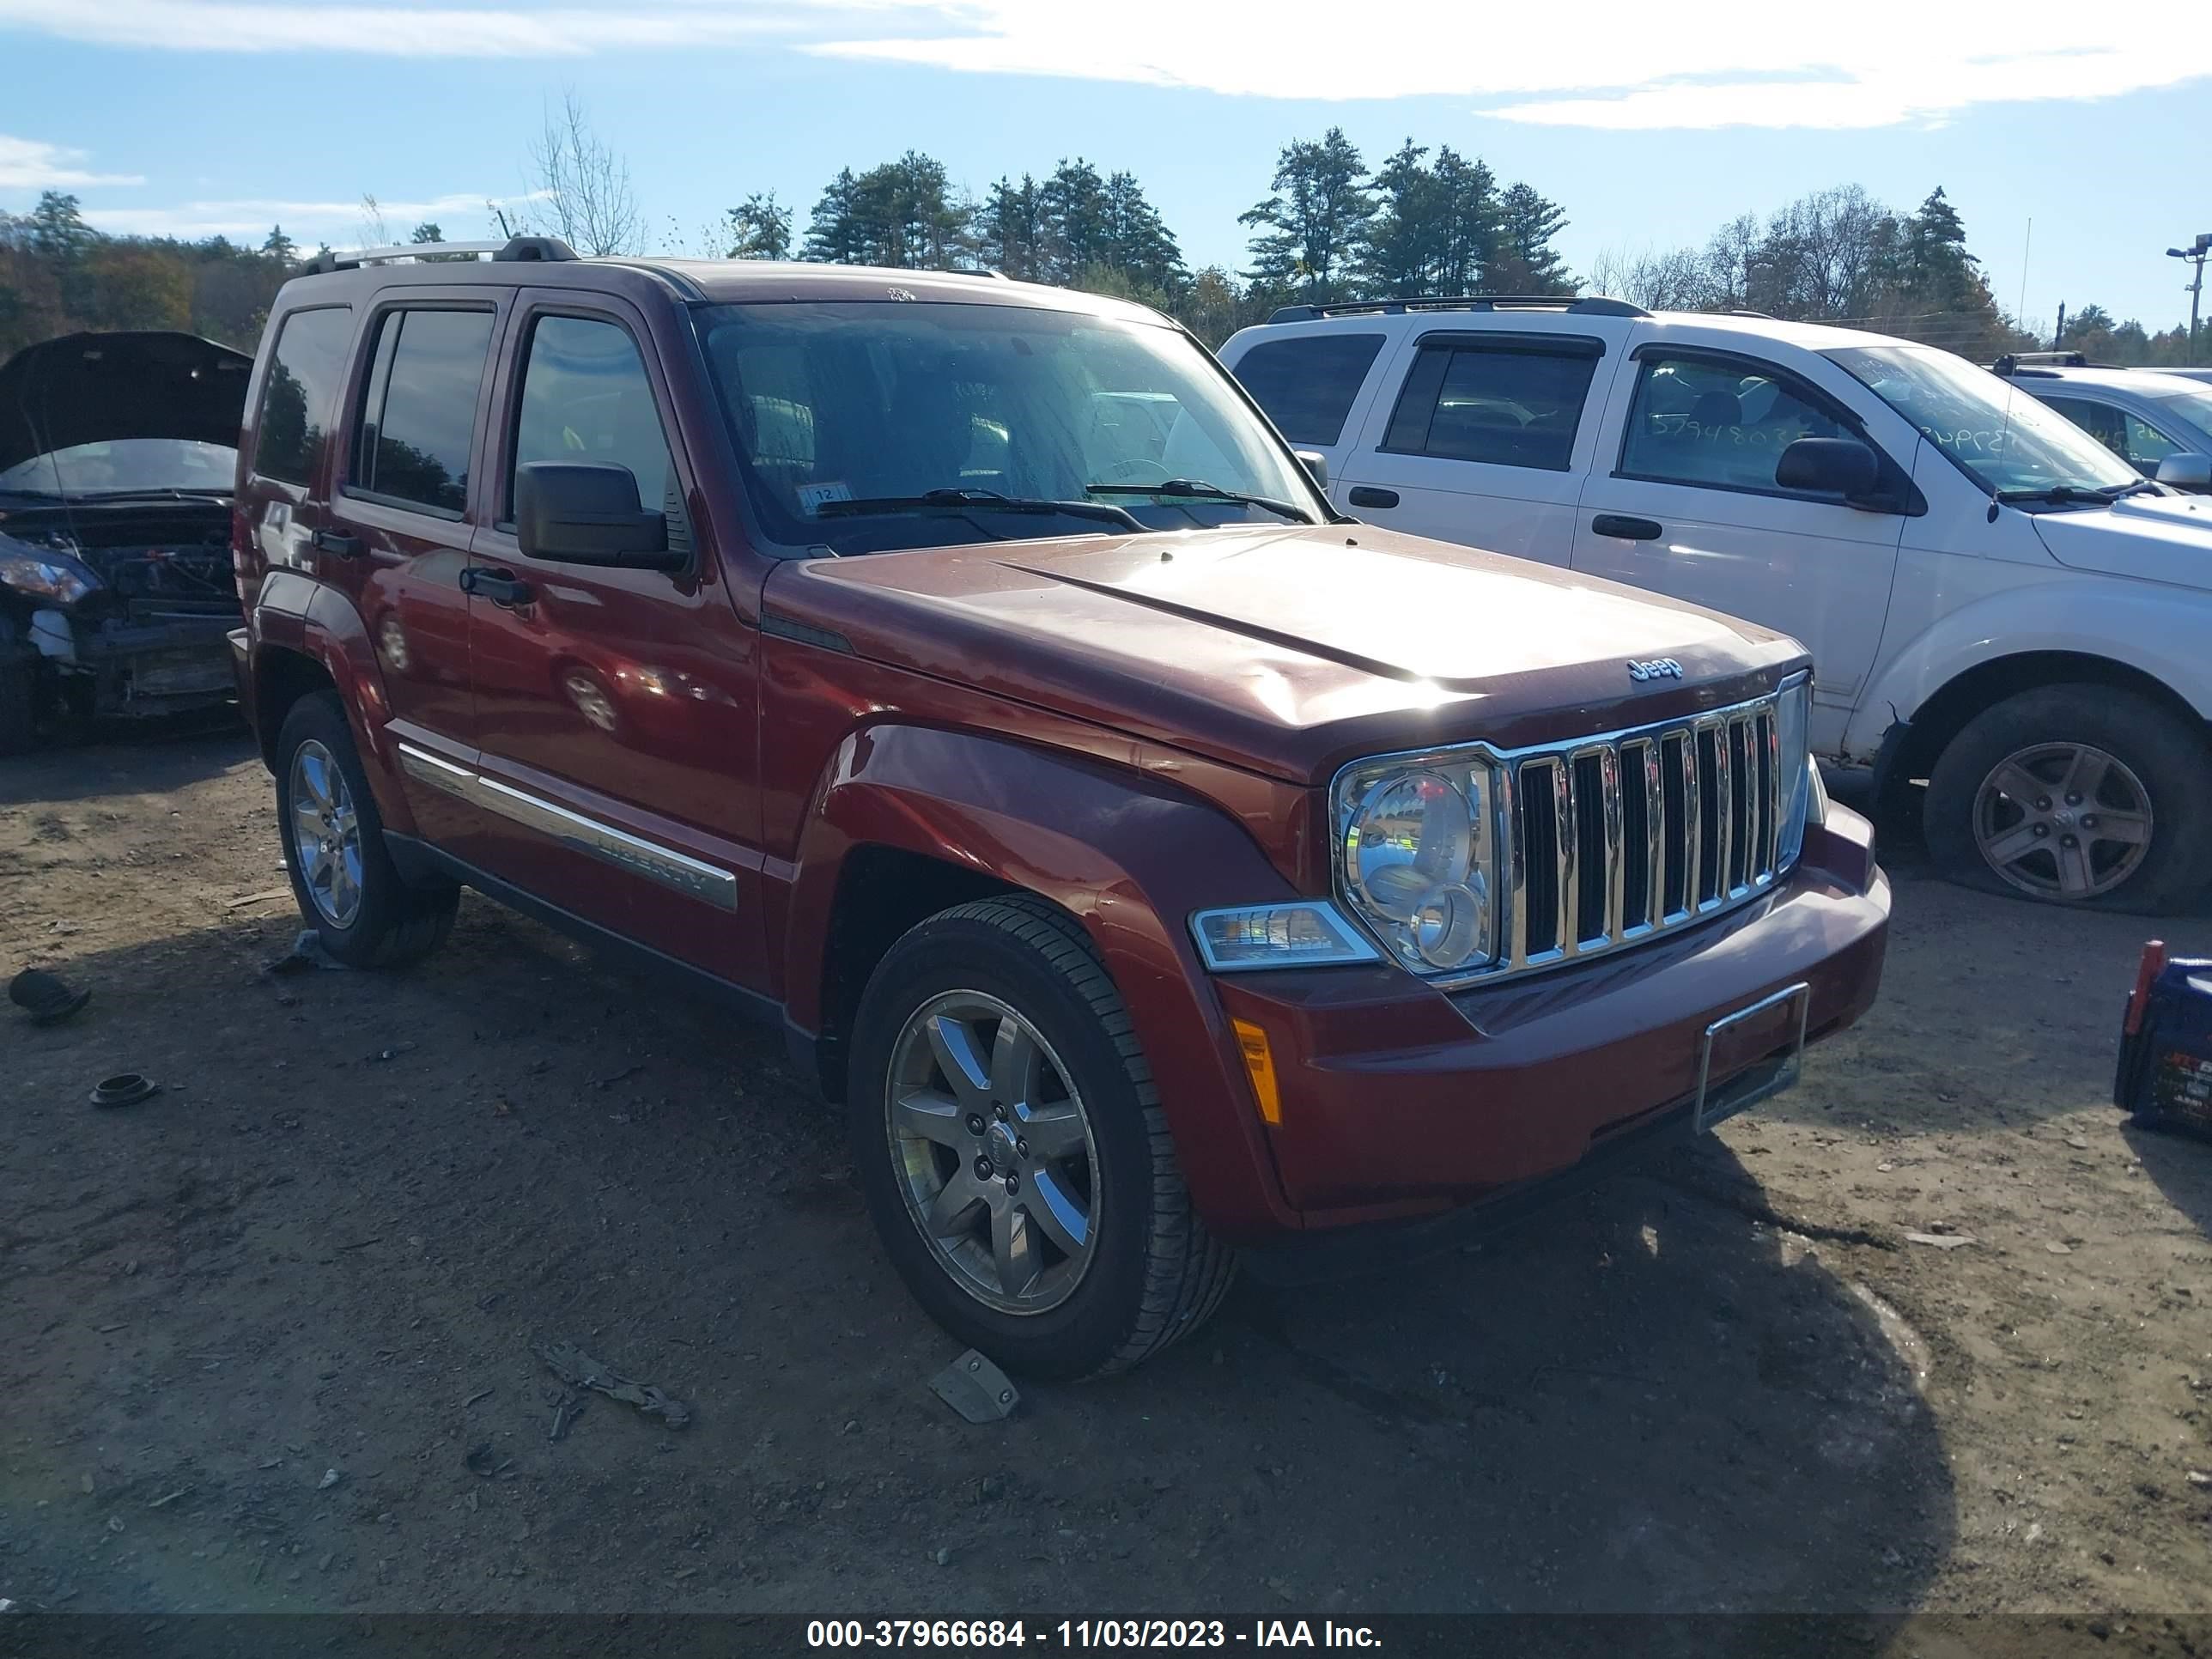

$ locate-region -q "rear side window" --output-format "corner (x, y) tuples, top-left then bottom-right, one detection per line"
(1620, 354), (1851, 493)
(252, 307), (353, 486)
(1233, 332), (1385, 447)
(1381, 337), (1601, 471)
(507, 315), (684, 544)
(353, 308), (495, 515)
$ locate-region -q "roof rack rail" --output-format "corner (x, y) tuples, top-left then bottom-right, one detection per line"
(1264, 293), (1650, 325)
(301, 234), (579, 276)
(1991, 349), (2093, 375)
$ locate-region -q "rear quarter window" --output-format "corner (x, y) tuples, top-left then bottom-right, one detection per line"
(252, 306), (354, 488)
(1232, 332), (1385, 447)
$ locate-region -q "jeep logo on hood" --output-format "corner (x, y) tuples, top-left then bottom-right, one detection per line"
(1627, 657), (1683, 682)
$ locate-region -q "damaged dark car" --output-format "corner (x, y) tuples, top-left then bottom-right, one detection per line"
(0, 330), (252, 752)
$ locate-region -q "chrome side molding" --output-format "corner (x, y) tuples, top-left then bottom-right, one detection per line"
(396, 742), (738, 912)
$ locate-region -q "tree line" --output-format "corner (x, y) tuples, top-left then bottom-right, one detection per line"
(1, 108), (2198, 367)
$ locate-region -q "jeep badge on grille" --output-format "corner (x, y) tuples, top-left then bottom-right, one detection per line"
(1626, 658), (1683, 682)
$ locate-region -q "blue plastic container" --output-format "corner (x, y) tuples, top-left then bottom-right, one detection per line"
(2115, 946), (2212, 1136)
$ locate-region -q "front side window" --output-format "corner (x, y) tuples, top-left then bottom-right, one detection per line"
(1234, 332), (1385, 447)
(1382, 338), (1600, 471)
(2039, 395), (2126, 457)
(353, 308), (495, 514)
(696, 301), (1324, 557)
(1826, 343), (2141, 500)
(1620, 354), (1850, 493)
(252, 307), (353, 487)
(508, 315), (681, 535)
(2121, 413), (2181, 471)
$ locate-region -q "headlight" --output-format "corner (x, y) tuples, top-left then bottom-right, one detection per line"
(1331, 753), (1500, 975)
(0, 547), (100, 605)
(1775, 671), (1814, 871)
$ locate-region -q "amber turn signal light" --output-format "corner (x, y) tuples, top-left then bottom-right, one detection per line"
(1231, 1017), (1282, 1125)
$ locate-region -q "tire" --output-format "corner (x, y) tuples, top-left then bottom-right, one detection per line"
(0, 647), (37, 757)
(848, 896), (1237, 1379)
(274, 691), (459, 967)
(1924, 684), (2212, 912)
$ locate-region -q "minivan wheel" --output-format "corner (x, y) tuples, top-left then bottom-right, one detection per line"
(274, 691), (459, 967)
(848, 896), (1237, 1378)
(1924, 684), (2212, 912)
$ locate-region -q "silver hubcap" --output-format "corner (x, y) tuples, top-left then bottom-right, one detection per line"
(886, 992), (1098, 1316)
(289, 738), (364, 928)
(1973, 741), (2152, 901)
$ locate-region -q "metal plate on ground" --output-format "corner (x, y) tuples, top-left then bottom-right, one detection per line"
(930, 1349), (1019, 1423)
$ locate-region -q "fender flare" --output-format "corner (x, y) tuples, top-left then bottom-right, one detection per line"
(783, 721), (1307, 1237)
(1840, 581), (2212, 762)
(251, 570), (416, 835)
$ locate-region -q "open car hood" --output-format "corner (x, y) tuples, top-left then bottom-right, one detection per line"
(0, 331), (253, 482)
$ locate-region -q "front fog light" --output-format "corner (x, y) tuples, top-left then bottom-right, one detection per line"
(1189, 901), (1380, 972)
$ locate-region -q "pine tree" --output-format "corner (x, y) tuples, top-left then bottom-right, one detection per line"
(1488, 185), (1571, 295)
(801, 168), (864, 264)
(1239, 127), (1373, 301)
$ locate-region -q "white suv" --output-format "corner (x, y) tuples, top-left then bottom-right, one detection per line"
(1219, 297), (2212, 910)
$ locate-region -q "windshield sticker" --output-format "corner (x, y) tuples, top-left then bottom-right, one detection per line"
(797, 481), (854, 514)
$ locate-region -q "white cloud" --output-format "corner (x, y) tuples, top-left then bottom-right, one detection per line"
(0, 134), (143, 190)
(0, 0), (2205, 127)
(78, 189), (541, 240)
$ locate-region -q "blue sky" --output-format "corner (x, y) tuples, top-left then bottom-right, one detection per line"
(2, 0), (2208, 338)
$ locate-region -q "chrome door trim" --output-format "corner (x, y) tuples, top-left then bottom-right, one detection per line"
(395, 741), (738, 911)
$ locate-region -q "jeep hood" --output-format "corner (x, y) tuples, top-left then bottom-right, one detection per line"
(766, 524), (1808, 783)
(0, 331), (252, 482)
(2031, 491), (2212, 587)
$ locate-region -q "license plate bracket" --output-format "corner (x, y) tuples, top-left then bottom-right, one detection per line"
(1693, 981), (1811, 1133)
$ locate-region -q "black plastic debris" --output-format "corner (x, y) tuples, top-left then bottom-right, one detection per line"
(10, 968), (90, 1026)
(89, 1073), (159, 1109)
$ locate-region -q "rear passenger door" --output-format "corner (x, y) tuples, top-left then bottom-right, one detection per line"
(322, 291), (507, 844)
(1334, 325), (1626, 566)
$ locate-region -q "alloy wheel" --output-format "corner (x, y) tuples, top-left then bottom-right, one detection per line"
(885, 991), (1099, 1315)
(1972, 741), (2152, 901)
(289, 738), (365, 928)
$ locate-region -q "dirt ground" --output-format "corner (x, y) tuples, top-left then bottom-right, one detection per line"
(5, 726), (2212, 1638)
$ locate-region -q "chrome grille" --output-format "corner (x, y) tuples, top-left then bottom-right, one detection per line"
(1507, 696), (1781, 971)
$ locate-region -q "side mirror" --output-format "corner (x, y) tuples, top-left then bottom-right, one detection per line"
(515, 462), (678, 568)
(1776, 436), (1882, 506)
(2155, 452), (2212, 490)
(1294, 449), (1329, 490)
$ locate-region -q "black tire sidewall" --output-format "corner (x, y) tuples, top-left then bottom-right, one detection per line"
(274, 692), (411, 965)
(848, 913), (1158, 1380)
(1925, 684), (2212, 911)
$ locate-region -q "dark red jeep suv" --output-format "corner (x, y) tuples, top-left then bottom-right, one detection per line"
(229, 238), (1888, 1376)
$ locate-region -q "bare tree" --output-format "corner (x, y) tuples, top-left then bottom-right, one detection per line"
(356, 192), (392, 249)
(520, 91), (642, 256)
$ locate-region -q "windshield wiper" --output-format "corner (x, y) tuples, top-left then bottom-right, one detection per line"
(1994, 481), (2152, 507)
(1085, 478), (1313, 524)
(814, 488), (1144, 532)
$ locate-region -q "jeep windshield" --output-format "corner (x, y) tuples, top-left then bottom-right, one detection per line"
(696, 301), (1326, 556)
(1824, 343), (2142, 505)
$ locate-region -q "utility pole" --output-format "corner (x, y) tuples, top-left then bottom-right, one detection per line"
(2171, 234), (2211, 365)
(2054, 301), (2065, 350)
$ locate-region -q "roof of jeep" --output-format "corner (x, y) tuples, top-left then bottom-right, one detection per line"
(1228, 301), (1916, 358)
(1996, 363), (2212, 397)
(274, 252), (1172, 326)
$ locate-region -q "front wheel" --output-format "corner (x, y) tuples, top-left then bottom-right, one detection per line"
(848, 896), (1236, 1378)
(1923, 684), (2212, 912)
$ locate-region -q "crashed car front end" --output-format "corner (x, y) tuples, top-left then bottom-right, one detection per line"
(0, 329), (252, 746)
(1, 513), (241, 722)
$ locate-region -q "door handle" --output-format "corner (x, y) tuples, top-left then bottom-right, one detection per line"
(459, 565), (534, 607)
(1346, 486), (1399, 509)
(1590, 514), (1664, 542)
(313, 529), (364, 559)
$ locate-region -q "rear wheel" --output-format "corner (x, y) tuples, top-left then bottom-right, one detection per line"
(275, 691), (458, 966)
(848, 896), (1237, 1378)
(1924, 684), (2212, 912)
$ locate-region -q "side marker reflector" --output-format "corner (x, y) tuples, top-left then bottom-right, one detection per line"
(1232, 1017), (1281, 1126)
